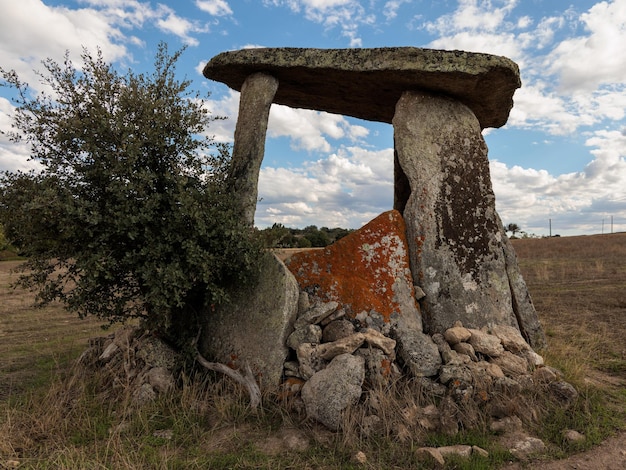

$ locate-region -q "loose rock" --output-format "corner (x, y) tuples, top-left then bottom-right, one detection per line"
(468, 329), (505, 357)
(301, 354), (365, 431)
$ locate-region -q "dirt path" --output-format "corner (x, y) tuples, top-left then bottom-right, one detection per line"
(502, 430), (626, 470)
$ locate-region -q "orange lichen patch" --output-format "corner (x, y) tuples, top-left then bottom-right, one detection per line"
(286, 210), (418, 323)
(380, 358), (393, 377)
(278, 377), (306, 400)
(227, 354), (239, 370)
(477, 389), (490, 402)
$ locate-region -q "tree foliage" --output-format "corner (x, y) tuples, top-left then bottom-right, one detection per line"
(0, 44), (262, 346)
(258, 224), (352, 249)
(506, 223), (521, 237)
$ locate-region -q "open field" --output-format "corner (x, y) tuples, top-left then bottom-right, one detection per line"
(512, 233), (626, 382)
(0, 261), (110, 403)
(1, 234), (625, 468)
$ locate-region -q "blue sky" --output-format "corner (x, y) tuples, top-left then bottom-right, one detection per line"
(1, 0), (625, 236)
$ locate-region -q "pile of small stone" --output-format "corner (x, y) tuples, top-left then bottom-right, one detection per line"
(282, 292), (578, 434)
(78, 326), (182, 406)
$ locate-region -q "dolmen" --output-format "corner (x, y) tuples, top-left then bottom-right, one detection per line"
(200, 48), (546, 399)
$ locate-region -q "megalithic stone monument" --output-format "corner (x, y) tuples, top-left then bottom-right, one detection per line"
(203, 47), (546, 349)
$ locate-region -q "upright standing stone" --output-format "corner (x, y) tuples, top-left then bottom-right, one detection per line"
(200, 252), (299, 389)
(228, 72), (279, 225)
(498, 218), (546, 348)
(393, 90), (522, 337)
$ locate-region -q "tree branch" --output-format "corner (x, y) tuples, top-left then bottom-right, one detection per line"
(195, 352), (261, 409)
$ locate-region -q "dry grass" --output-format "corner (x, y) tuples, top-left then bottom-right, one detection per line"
(1, 234), (625, 468)
(0, 261), (110, 402)
(512, 233), (626, 381)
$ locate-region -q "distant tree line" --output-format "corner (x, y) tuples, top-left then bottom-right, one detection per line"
(258, 223), (353, 248)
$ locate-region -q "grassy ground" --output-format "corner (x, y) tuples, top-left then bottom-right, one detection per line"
(0, 261), (109, 403)
(1, 234), (625, 469)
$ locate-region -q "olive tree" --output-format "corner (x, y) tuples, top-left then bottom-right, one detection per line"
(0, 44), (262, 349)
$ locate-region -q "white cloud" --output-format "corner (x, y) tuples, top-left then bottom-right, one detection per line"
(195, 0), (233, 16)
(546, 0), (626, 92)
(491, 126), (626, 235)
(427, 31), (523, 59)
(201, 90), (240, 142)
(0, 0), (231, 174)
(383, 0), (410, 21)
(196, 60), (208, 76)
(262, 0), (374, 46)
(0, 97), (42, 173)
(268, 105), (368, 152)
(153, 3), (217, 46)
(508, 84), (596, 135)
(0, 0), (128, 84)
(518, 16), (563, 50)
(423, 0), (518, 35)
(204, 90), (369, 152)
(256, 146), (393, 228)
(583, 129), (626, 180)
(0, 0), (213, 93)
(156, 9), (206, 46)
(422, 0), (626, 140)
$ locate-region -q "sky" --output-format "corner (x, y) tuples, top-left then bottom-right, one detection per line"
(1, 0), (625, 236)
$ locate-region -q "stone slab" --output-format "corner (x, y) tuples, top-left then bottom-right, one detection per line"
(286, 210), (422, 330)
(203, 47), (521, 129)
(200, 252), (299, 389)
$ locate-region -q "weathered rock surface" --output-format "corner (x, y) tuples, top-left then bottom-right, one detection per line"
(444, 326), (472, 345)
(296, 342), (326, 380)
(507, 434), (547, 459)
(200, 252), (299, 389)
(282, 213), (556, 432)
(287, 210), (422, 332)
(490, 324), (532, 353)
(356, 347), (397, 388)
(79, 326), (183, 407)
(286, 324), (322, 350)
(394, 89), (532, 339)
(499, 225), (547, 349)
(549, 380), (579, 405)
(491, 351), (529, 376)
(438, 445), (473, 458)
(227, 73), (278, 225)
(468, 329), (505, 357)
(203, 47), (520, 129)
(394, 329), (442, 377)
(204, 45), (544, 355)
(294, 301), (339, 328)
(416, 447), (445, 467)
(322, 319), (355, 343)
(301, 353), (365, 430)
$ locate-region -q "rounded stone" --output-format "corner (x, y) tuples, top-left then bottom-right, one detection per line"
(322, 319), (355, 343)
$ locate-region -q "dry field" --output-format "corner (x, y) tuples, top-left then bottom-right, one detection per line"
(511, 233), (626, 383)
(0, 261), (109, 402)
(0, 233), (625, 469)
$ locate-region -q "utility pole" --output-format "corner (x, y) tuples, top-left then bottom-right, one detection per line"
(611, 215), (614, 234)
(549, 218), (552, 237)
(602, 219), (604, 234)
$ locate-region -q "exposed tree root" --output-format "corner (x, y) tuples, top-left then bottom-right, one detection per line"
(195, 352), (262, 409)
